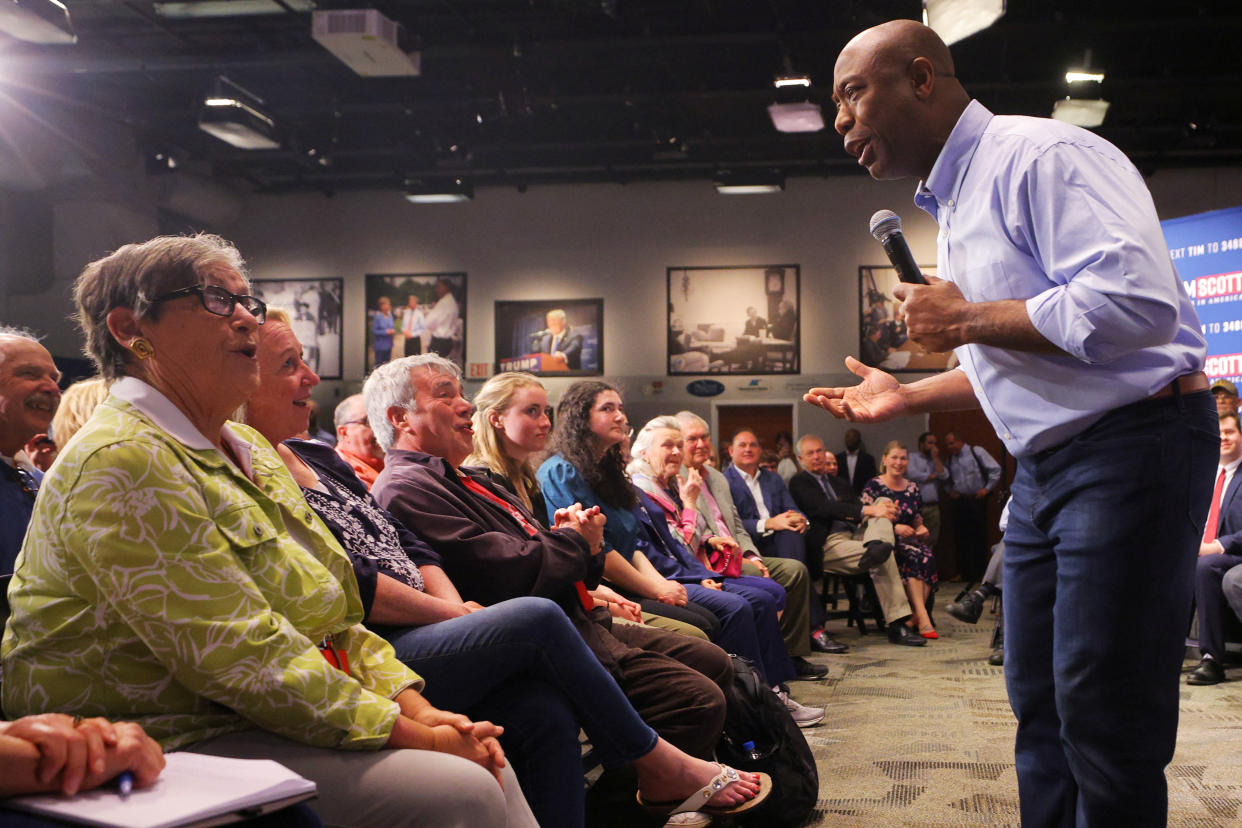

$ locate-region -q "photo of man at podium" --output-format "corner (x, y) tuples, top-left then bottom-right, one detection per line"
(494, 299), (602, 376)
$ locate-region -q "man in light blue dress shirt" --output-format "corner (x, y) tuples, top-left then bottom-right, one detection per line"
(807, 19), (1217, 827)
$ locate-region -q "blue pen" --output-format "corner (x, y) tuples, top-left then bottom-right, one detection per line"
(118, 771), (134, 798)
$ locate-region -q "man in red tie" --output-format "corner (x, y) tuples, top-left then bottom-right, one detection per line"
(1189, 410), (1242, 685)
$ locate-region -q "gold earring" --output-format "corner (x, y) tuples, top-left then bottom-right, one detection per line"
(131, 338), (154, 360)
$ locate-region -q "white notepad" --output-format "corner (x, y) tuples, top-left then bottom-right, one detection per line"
(1, 751), (317, 828)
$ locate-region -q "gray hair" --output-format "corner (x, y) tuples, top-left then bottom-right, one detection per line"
(334, 394), (365, 429)
(546, 308), (567, 322)
(796, 433), (825, 457)
(72, 234), (248, 380)
(362, 353), (461, 452)
(626, 415), (682, 478)
(674, 409), (710, 436)
(0, 325), (42, 367)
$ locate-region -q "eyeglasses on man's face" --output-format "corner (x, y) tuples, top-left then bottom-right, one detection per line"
(151, 284), (267, 324)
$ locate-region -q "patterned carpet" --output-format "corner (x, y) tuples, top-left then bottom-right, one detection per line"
(780, 589), (1242, 827)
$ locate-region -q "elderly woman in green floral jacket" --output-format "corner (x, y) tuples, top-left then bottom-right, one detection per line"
(1, 234), (536, 828)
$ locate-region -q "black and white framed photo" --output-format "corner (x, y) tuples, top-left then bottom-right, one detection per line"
(364, 273), (467, 372)
(667, 265), (800, 375)
(858, 264), (953, 373)
(494, 298), (603, 376)
(250, 278), (343, 379)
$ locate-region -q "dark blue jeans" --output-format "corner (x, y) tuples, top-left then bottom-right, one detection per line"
(1004, 390), (1217, 827)
(383, 596), (658, 828)
(685, 575), (795, 687)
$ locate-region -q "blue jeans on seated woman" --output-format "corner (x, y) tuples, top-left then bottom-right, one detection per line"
(683, 574), (795, 687)
(381, 596), (659, 828)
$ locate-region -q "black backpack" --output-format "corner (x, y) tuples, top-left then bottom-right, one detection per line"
(716, 654), (819, 827)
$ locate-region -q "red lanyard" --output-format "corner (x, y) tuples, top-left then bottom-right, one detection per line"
(458, 471), (594, 612)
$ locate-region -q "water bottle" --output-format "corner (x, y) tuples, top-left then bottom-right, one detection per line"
(741, 740), (763, 762)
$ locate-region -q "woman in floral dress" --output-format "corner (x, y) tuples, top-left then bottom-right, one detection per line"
(862, 440), (939, 639)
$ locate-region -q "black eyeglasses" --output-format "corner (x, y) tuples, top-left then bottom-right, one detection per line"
(150, 284), (267, 324)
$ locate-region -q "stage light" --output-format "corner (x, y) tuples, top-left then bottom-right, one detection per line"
(197, 78), (280, 150)
(774, 75), (811, 89)
(405, 178), (473, 203)
(154, 0), (315, 18)
(922, 0), (1005, 45)
(0, 0), (76, 44)
(714, 172), (784, 195)
(1051, 97), (1109, 128)
(767, 102), (824, 133)
(1065, 70), (1105, 84)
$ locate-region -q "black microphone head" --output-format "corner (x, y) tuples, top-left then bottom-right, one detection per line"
(869, 209), (902, 242)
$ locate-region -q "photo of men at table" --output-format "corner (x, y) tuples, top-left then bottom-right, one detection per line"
(667, 265), (800, 374)
(494, 298), (603, 375)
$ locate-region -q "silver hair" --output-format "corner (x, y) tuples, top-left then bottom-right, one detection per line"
(546, 308), (567, 322)
(362, 353), (462, 452)
(0, 325), (42, 367)
(796, 433), (825, 457)
(334, 394), (365, 429)
(626, 415), (682, 477)
(674, 409), (710, 435)
(72, 234), (248, 380)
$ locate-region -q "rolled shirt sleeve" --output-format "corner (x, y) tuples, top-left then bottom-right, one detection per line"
(1018, 143), (1182, 364)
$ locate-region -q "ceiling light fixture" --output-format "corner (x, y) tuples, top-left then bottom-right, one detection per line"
(153, 0), (315, 18)
(1051, 97), (1110, 128)
(714, 172), (784, 195)
(1065, 70), (1105, 84)
(767, 102), (824, 133)
(197, 77), (280, 150)
(405, 178), (473, 204)
(0, 0), (76, 44)
(774, 75), (811, 89)
(922, 0), (1005, 45)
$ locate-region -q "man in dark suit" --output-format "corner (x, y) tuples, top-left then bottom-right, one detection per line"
(789, 434), (927, 646)
(535, 309), (583, 370)
(724, 429), (808, 565)
(835, 428), (878, 496)
(1189, 410), (1242, 685)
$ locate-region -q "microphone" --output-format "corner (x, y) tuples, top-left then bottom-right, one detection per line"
(528, 328), (552, 340)
(869, 210), (927, 285)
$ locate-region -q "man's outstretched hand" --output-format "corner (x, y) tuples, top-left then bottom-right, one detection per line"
(804, 357), (907, 423)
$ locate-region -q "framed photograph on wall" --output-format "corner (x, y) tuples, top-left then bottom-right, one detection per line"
(494, 298), (604, 376)
(667, 265), (800, 375)
(250, 278), (343, 379)
(365, 273), (467, 373)
(858, 264), (953, 373)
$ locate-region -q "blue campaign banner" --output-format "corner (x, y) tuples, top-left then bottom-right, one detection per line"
(1162, 204), (1242, 382)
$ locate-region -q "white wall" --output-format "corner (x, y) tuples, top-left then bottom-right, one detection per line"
(6, 165), (1242, 454)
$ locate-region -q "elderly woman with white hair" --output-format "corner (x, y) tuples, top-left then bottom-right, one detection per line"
(628, 416), (824, 727)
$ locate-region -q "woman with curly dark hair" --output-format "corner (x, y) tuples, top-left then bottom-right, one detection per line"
(539, 381), (721, 639)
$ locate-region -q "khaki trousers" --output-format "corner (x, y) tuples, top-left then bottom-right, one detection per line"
(821, 516), (911, 625)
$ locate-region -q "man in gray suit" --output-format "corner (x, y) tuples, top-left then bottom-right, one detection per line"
(676, 410), (846, 666)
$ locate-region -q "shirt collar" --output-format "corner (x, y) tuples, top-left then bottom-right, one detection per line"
(736, 466), (761, 484)
(1223, 455), (1242, 476)
(915, 99), (993, 216)
(111, 376), (254, 475)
